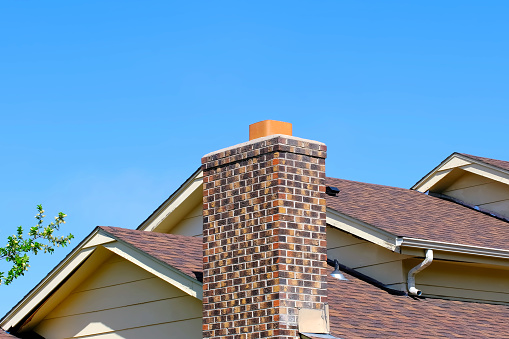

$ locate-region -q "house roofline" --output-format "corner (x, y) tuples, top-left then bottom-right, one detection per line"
(137, 167), (202, 231)
(399, 237), (509, 260)
(412, 152), (509, 191)
(0, 227), (105, 331)
(326, 207), (509, 263)
(1, 227), (202, 333)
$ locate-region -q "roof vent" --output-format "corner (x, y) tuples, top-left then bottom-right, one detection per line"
(326, 186), (340, 196)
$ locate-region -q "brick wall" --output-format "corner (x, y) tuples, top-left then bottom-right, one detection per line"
(202, 135), (328, 339)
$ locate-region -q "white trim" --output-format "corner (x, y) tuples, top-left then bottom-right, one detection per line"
(0, 228), (119, 330)
(413, 169), (452, 193)
(412, 153), (458, 191)
(103, 242), (203, 300)
(138, 170), (203, 232)
(400, 237), (509, 259)
(82, 231), (116, 248)
(326, 208), (399, 252)
(0, 227), (204, 332)
(0, 231), (99, 330)
(202, 134), (325, 159)
(412, 153), (509, 191)
(326, 208), (509, 261)
(461, 163), (509, 186)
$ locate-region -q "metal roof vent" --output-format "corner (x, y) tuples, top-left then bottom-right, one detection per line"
(326, 186), (340, 196)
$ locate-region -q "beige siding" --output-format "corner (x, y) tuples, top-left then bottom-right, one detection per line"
(33, 254), (202, 339)
(326, 227), (408, 287)
(442, 172), (509, 219)
(403, 259), (509, 304)
(150, 183), (203, 234)
(169, 204), (203, 236)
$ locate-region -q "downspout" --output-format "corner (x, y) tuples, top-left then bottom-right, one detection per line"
(407, 249), (433, 296)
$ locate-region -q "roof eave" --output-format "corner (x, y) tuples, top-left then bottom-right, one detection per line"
(400, 237), (509, 260)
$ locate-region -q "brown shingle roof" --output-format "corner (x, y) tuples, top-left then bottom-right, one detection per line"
(459, 153), (509, 172)
(99, 226), (203, 280)
(0, 330), (17, 338)
(98, 228), (509, 338)
(328, 272), (509, 339)
(325, 177), (509, 250)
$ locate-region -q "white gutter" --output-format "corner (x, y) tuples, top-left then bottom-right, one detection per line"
(407, 249), (433, 296)
(400, 237), (509, 259)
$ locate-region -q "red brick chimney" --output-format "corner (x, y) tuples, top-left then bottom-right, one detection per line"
(202, 120), (328, 339)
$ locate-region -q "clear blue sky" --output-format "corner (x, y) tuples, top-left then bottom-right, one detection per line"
(1, 1), (508, 316)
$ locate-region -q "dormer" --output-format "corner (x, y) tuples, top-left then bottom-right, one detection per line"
(412, 153), (509, 220)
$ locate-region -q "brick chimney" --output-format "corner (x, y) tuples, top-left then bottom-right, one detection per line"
(202, 120), (328, 339)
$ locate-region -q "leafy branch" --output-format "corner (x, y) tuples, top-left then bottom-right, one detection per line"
(0, 205), (74, 285)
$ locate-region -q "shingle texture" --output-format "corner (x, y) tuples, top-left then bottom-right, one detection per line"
(0, 330), (17, 338)
(99, 226), (203, 280)
(327, 272), (509, 339)
(325, 177), (509, 250)
(460, 153), (509, 172)
(99, 228), (509, 338)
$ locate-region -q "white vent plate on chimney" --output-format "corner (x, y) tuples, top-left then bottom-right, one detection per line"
(298, 305), (330, 334)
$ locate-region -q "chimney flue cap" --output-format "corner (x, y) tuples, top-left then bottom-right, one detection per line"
(249, 120), (292, 140)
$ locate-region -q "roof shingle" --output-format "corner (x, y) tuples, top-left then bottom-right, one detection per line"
(99, 226), (203, 280)
(96, 228), (509, 338)
(325, 177), (509, 250)
(328, 272), (509, 339)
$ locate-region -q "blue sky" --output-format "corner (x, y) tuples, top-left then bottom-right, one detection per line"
(1, 1), (508, 316)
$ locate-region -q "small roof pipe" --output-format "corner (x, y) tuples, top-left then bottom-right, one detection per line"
(407, 249), (433, 296)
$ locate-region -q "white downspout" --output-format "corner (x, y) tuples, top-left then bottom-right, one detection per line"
(407, 249), (433, 296)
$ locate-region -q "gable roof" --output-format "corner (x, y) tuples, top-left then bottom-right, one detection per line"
(99, 226), (203, 280)
(3, 225), (509, 338)
(459, 153), (509, 173)
(105, 230), (509, 338)
(72, 230), (509, 338)
(0, 227), (203, 333)
(412, 152), (509, 194)
(325, 177), (509, 251)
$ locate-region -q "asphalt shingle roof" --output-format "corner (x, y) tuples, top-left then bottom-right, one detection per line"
(325, 177), (509, 250)
(97, 227), (509, 339)
(100, 226), (203, 280)
(328, 272), (509, 339)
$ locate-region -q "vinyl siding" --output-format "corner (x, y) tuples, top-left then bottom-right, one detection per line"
(403, 259), (509, 304)
(442, 172), (509, 219)
(326, 227), (408, 287)
(33, 255), (202, 339)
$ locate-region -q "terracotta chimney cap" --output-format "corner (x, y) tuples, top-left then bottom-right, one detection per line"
(249, 120), (292, 140)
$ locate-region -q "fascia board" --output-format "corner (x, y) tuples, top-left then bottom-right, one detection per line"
(102, 241), (203, 300)
(461, 163), (509, 186)
(326, 207), (399, 252)
(412, 153), (509, 191)
(326, 208), (509, 263)
(137, 169), (203, 232)
(0, 227), (115, 330)
(400, 237), (509, 260)
(1, 227), (203, 331)
(412, 169), (453, 193)
(412, 153), (458, 191)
